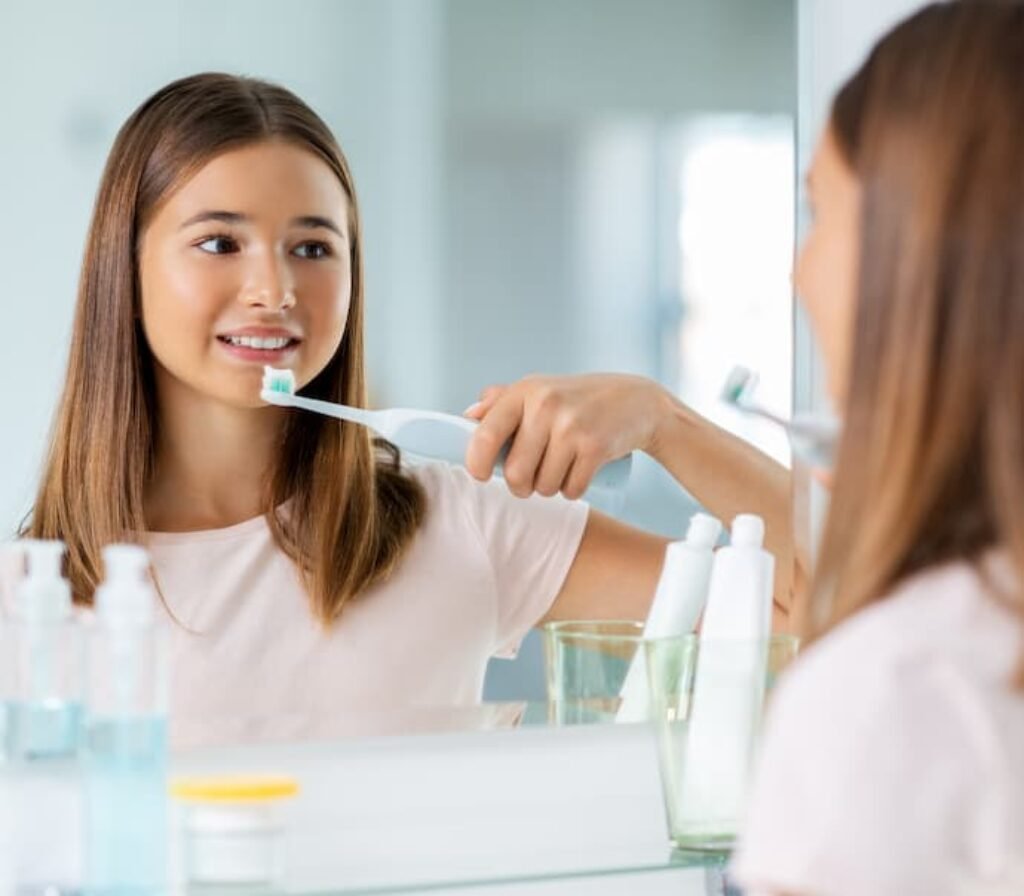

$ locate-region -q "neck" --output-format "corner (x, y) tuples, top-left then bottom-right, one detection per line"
(145, 375), (288, 533)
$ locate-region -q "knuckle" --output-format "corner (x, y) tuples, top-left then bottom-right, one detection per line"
(551, 413), (576, 440)
(535, 387), (561, 415)
(575, 434), (602, 459)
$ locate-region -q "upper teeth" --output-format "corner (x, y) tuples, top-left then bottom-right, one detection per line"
(225, 336), (292, 350)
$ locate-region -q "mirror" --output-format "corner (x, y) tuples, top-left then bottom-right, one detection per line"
(0, 0), (795, 744)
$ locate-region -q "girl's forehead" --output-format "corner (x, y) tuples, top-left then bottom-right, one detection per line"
(158, 140), (349, 226)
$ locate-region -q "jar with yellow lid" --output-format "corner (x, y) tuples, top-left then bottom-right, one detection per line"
(170, 775), (299, 887)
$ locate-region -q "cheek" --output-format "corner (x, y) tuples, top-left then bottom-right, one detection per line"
(795, 227), (858, 405)
(139, 244), (226, 362)
(300, 266), (352, 353)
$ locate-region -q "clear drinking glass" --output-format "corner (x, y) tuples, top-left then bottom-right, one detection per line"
(542, 620), (645, 724)
(645, 633), (799, 853)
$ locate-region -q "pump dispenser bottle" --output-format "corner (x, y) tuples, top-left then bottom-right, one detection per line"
(3, 539), (85, 891)
(85, 544), (169, 890)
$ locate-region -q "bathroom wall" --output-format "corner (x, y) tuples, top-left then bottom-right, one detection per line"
(0, 0), (794, 535)
(0, 0), (795, 700)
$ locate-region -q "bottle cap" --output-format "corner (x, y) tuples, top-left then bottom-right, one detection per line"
(731, 514), (765, 549)
(96, 544), (155, 624)
(170, 775), (300, 804)
(684, 513), (722, 549)
(17, 539), (71, 623)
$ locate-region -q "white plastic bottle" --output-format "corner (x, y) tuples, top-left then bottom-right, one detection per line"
(85, 544), (169, 891)
(616, 513), (722, 723)
(4, 539), (86, 891)
(676, 514), (774, 846)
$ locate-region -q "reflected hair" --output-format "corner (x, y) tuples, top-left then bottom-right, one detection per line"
(809, 2), (1024, 672)
(25, 73), (426, 623)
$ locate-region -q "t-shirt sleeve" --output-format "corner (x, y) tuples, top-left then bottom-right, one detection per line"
(438, 465), (589, 659)
(730, 649), (989, 896)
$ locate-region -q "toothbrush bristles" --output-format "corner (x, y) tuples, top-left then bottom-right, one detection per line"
(262, 366), (296, 395)
(720, 366), (757, 405)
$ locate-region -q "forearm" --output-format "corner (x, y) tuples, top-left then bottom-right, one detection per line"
(646, 389), (797, 620)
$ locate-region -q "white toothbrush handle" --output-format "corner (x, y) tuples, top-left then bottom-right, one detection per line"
(264, 392), (378, 428)
(265, 391), (632, 491)
(490, 439), (632, 491)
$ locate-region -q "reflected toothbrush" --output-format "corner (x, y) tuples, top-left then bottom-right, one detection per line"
(261, 367), (633, 492)
(720, 366), (839, 468)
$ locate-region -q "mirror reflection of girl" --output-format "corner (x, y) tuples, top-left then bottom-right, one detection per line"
(470, 3), (1024, 889)
(20, 74), (791, 735)
(727, 4), (1024, 894)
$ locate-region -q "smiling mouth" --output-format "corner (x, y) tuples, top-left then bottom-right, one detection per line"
(217, 335), (301, 351)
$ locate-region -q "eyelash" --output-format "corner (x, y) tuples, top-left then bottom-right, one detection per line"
(193, 234), (334, 259)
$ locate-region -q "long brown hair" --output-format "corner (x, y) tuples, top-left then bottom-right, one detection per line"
(26, 73), (426, 623)
(809, 2), (1024, 650)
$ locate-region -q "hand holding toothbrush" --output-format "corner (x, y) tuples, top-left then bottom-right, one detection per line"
(464, 372), (799, 615)
(260, 367), (632, 495)
(464, 374), (666, 500)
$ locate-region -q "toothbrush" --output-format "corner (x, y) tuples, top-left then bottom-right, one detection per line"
(720, 366), (839, 468)
(261, 367), (632, 492)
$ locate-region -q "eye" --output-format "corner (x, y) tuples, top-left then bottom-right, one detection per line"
(293, 241), (332, 260)
(196, 235), (239, 255)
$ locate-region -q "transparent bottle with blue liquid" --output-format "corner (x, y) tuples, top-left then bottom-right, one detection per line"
(85, 543), (169, 891)
(1, 539), (86, 892)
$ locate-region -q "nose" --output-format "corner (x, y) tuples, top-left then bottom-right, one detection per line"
(240, 249), (296, 312)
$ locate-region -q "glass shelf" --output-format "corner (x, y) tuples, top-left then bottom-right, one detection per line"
(168, 713), (741, 895)
(281, 848), (732, 895)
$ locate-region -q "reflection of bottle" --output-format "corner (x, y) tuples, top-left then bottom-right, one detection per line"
(616, 513), (721, 723)
(0, 541), (23, 765)
(677, 515), (774, 845)
(5, 539), (85, 891)
(85, 544), (169, 890)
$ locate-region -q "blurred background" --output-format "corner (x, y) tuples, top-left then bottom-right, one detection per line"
(0, 0), (795, 699)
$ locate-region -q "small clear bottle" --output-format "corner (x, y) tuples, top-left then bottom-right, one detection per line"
(84, 543), (169, 891)
(4, 539), (86, 891)
(0, 539), (25, 764)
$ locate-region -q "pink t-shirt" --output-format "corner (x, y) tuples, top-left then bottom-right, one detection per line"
(732, 556), (1024, 896)
(145, 463), (588, 739)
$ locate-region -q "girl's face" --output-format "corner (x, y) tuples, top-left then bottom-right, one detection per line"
(793, 126), (862, 409)
(138, 140), (351, 410)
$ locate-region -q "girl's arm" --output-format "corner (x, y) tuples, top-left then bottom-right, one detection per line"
(465, 374), (797, 626)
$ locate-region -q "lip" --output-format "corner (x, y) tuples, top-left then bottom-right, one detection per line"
(217, 326), (302, 340)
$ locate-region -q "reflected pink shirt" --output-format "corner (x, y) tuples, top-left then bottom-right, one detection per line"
(145, 463), (588, 734)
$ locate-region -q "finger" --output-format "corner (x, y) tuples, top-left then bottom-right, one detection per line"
(463, 384), (506, 420)
(464, 382), (507, 415)
(562, 453), (601, 501)
(501, 414), (552, 498)
(533, 440), (576, 498)
(465, 392), (523, 481)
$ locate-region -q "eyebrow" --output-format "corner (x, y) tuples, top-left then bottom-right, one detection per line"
(179, 210), (345, 237)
